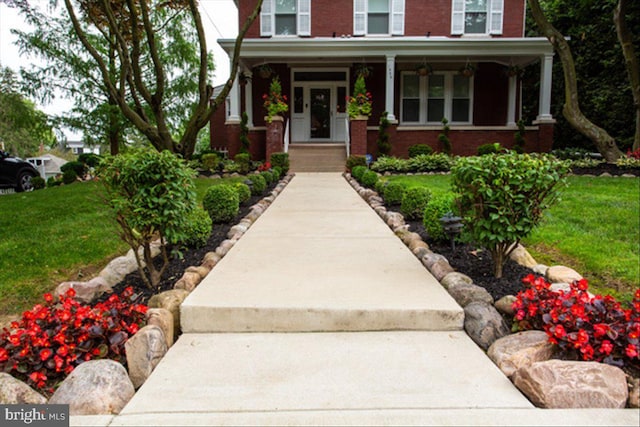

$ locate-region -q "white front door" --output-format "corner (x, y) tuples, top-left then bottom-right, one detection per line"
(291, 83), (348, 143)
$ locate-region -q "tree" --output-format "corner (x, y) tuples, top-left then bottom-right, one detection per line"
(0, 65), (56, 157)
(54, 0), (263, 159)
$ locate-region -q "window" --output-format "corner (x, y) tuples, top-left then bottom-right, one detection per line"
(401, 72), (472, 124)
(451, 0), (503, 35)
(354, 0), (404, 36)
(261, 0), (311, 36)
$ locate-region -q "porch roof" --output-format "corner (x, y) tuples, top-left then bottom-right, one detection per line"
(218, 36), (554, 68)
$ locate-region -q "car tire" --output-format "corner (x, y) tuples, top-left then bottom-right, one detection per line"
(16, 171), (35, 192)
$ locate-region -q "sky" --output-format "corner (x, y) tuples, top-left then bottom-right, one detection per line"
(0, 0), (239, 140)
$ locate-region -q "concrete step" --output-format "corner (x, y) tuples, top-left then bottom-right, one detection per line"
(288, 144), (346, 172)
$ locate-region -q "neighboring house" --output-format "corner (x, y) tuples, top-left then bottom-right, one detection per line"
(66, 140), (102, 156)
(211, 0), (555, 160)
(26, 154), (67, 180)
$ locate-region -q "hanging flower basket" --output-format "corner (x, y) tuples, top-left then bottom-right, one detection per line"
(416, 63), (433, 76)
(459, 64), (476, 78)
(355, 63), (372, 79)
(256, 64), (274, 79)
(347, 74), (372, 119)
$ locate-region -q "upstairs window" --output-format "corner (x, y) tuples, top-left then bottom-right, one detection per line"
(354, 0), (404, 36)
(451, 0), (503, 35)
(261, 0), (311, 36)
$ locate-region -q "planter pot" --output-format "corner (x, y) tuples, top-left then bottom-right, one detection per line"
(265, 115), (284, 123)
(350, 115), (369, 121)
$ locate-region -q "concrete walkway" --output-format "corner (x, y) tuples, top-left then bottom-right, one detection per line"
(75, 174), (639, 426)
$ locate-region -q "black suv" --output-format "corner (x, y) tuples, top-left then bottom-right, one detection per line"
(0, 150), (40, 192)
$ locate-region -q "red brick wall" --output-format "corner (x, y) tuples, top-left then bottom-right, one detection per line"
(473, 63), (509, 126)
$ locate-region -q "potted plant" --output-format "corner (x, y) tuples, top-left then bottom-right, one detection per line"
(415, 63), (432, 76)
(347, 74), (372, 119)
(459, 63), (475, 77)
(256, 64), (273, 79)
(238, 71), (251, 86)
(263, 76), (288, 123)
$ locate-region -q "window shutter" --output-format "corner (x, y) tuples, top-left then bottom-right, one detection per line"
(391, 0), (404, 35)
(451, 0), (464, 35)
(260, 0), (274, 37)
(354, 0), (366, 36)
(298, 0), (311, 36)
(489, 0), (504, 35)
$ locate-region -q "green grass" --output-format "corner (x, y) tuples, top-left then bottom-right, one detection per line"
(0, 177), (247, 318)
(387, 174), (640, 300)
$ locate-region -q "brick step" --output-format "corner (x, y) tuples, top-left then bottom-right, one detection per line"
(288, 144), (346, 172)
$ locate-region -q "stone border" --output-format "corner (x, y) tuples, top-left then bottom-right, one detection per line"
(344, 172), (638, 409)
(1, 174), (296, 414)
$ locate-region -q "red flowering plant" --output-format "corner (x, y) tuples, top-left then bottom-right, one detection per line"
(513, 274), (640, 370)
(626, 148), (640, 159)
(0, 287), (147, 395)
(257, 162), (272, 172)
(262, 76), (288, 123)
(347, 74), (372, 119)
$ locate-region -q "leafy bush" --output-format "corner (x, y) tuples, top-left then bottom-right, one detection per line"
(422, 193), (457, 241)
(513, 275), (640, 370)
(99, 148), (197, 288)
(616, 156), (640, 169)
(407, 153), (454, 172)
(376, 112), (392, 156)
(223, 160), (240, 174)
(351, 165), (367, 182)
(375, 179), (387, 195)
(61, 161), (86, 178)
(203, 184), (240, 224)
(0, 287), (147, 395)
(260, 170), (274, 185)
(179, 206), (212, 248)
(346, 155), (367, 171)
(235, 182), (252, 205)
(382, 181), (406, 206)
(513, 119), (526, 154)
(62, 169), (77, 185)
(247, 174), (267, 196)
(400, 187), (432, 220)
(408, 144), (434, 158)
(451, 152), (569, 278)
(234, 153), (251, 175)
(272, 166), (283, 180)
(438, 117), (451, 155)
(370, 156), (409, 174)
(477, 142), (504, 156)
(627, 148), (640, 160)
(270, 152), (290, 174)
(551, 147), (593, 160)
(46, 176), (61, 187)
(31, 176), (45, 190)
(569, 158), (604, 168)
(201, 153), (220, 172)
(360, 169), (379, 189)
(77, 153), (102, 168)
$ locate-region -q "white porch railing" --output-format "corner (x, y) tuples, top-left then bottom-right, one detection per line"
(284, 119), (290, 153)
(345, 118), (350, 158)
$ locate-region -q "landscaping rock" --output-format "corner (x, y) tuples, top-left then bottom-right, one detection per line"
(202, 252), (222, 270)
(147, 289), (190, 337)
(509, 244), (538, 268)
(173, 271), (202, 292)
(0, 373), (47, 404)
(125, 325), (168, 389)
(385, 212), (405, 229)
(402, 232), (422, 247)
(512, 360), (628, 408)
(408, 239), (429, 253)
(99, 255), (139, 287)
(494, 295), (517, 316)
(546, 265), (583, 284)
(412, 246), (431, 259)
(464, 301), (510, 350)
(186, 265), (211, 279)
(145, 308), (174, 348)
(628, 376), (639, 408)
(215, 239), (236, 257)
(421, 252), (448, 270)
(49, 360), (135, 415)
(487, 331), (555, 378)
(532, 264), (548, 276)
(55, 276), (111, 303)
(427, 258), (455, 281)
(440, 272), (473, 290)
(448, 282), (493, 307)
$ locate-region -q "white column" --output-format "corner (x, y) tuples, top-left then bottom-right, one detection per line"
(536, 53), (554, 122)
(385, 54), (397, 122)
(507, 74), (517, 126)
(226, 64), (241, 124)
(244, 71), (254, 128)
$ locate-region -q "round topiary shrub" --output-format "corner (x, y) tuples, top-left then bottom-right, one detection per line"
(247, 174), (266, 196)
(235, 182), (252, 205)
(272, 166), (283, 180)
(360, 170), (379, 189)
(346, 155), (367, 171)
(408, 144), (434, 158)
(31, 176), (46, 190)
(401, 187), (432, 220)
(351, 165), (366, 182)
(62, 169), (77, 185)
(260, 170), (274, 185)
(47, 176), (62, 187)
(382, 181), (406, 206)
(422, 193), (457, 242)
(179, 206), (212, 248)
(202, 184), (240, 223)
(61, 161), (86, 178)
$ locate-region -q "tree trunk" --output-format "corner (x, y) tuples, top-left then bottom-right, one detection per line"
(528, 0), (624, 162)
(614, 0), (640, 152)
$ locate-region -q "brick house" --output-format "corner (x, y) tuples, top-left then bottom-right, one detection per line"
(211, 0), (555, 161)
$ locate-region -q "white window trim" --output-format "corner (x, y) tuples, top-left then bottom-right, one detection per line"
(400, 71), (474, 125)
(451, 0), (503, 36)
(260, 0), (311, 37)
(354, 0), (404, 36)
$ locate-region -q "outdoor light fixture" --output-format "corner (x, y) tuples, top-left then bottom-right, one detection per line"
(440, 213), (464, 251)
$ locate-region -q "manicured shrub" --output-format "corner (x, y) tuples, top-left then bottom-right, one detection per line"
(513, 275), (640, 370)
(234, 153), (251, 175)
(422, 192), (457, 241)
(477, 142), (504, 156)
(201, 153), (220, 171)
(401, 187), (432, 220)
(47, 176), (61, 187)
(31, 176), (45, 190)
(246, 174), (267, 196)
(62, 169), (77, 185)
(382, 181), (406, 206)
(61, 161), (86, 178)
(351, 165), (367, 182)
(451, 152), (569, 278)
(360, 169), (379, 189)
(370, 156), (408, 174)
(260, 170), (274, 185)
(272, 166), (283, 180)
(376, 112), (392, 156)
(0, 287), (147, 395)
(179, 206), (212, 248)
(346, 155), (367, 171)
(408, 144), (433, 158)
(203, 184), (240, 224)
(270, 152), (290, 173)
(77, 153), (102, 168)
(407, 153), (454, 172)
(235, 182), (252, 205)
(375, 179), (387, 195)
(223, 160), (240, 174)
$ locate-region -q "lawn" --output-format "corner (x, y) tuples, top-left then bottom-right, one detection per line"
(385, 174), (640, 300)
(0, 177), (240, 318)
